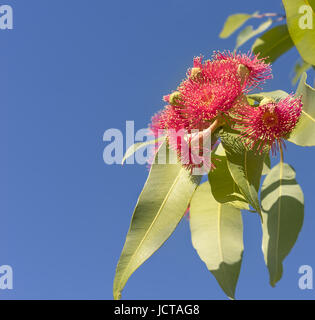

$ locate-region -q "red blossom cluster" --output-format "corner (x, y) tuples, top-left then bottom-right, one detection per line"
(236, 95), (303, 155)
(149, 51), (302, 172)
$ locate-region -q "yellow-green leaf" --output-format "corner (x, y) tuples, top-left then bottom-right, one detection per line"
(121, 136), (165, 165)
(190, 182), (243, 299)
(283, 0), (315, 65)
(209, 155), (249, 210)
(262, 153), (271, 176)
(113, 142), (201, 299)
(261, 163), (304, 287)
(235, 19), (272, 49)
(292, 59), (312, 85)
(252, 24), (294, 63)
(220, 129), (265, 216)
(289, 73), (315, 146)
(248, 90), (289, 103)
(219, 12), (257, 39)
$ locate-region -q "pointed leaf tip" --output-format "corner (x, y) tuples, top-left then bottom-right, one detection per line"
(261, 162), (304, 286)
(114, 142), (201, 299)
(190, 182), (244, 299)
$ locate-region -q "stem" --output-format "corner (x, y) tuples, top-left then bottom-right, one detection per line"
(279, 142), (284, 164)
(209, 118), (221, 132)
(209, 118), (224, 148)
(252, 12), (285, 19)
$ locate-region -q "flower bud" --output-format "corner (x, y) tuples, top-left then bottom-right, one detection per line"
(189, 67), (202, 81)
(169, 91), (182, 106)
(237, 64), (250, 87)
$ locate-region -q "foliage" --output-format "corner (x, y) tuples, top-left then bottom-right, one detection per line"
(113, 1), (315, 299)
(219, 1), (315, 84)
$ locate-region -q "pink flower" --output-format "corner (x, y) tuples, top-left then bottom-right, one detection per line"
(148, 51), (274, 170)
(213, 51), (272, 91)
(149, 106), (188, 136)
(174, 56), (244, 129)
(150, 52), (270, 135)
(237, 95), (303, 154)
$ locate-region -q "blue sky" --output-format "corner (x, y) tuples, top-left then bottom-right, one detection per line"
(1, 0), (315, 300)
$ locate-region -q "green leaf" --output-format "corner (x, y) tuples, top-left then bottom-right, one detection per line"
(209, 155), (249, 210)
(219, 12), (258, 39)
(252, 24), (294, 63)
(213, 142), (226, 156)
(220, 129), (266, 216)
(262, 153), (271, 176)
(246, 96), (257, 106)
(190, 182), (243, 299)
(283, 0), (315, 65)
(289, 73), (315, 146)
(121, 136), (165, 165)
(261, 162), (304, 287)
(248, 90), (289, 103)
(292, 59), (312, 85)
(113, 142), (201, 300)
(235, 19), (272, 49)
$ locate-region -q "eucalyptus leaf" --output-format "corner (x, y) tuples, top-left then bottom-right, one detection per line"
(209, 155), (249, 210)
(235, 19), (272, 49)
(262, 153), (271, 176)
(246, 96), (257, 106)
(292, 60), (312, 86)
(252, 24), (294, 63)
(213, 142), (226, 156)
(283, 0), (315, 65)
(289, 73), (315, 146)
(261, 163), (304, 287)
(113, 142), (201, 299)
(220, 129), (265, 216)
(219, 12), (258, 39)
(190, 182), (243, 299)
(248, 90), (289, 103)
(121, 136), (165, 165)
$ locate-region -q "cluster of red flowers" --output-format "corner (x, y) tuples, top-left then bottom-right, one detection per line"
(236, 95), (303, 155)
(149, 51), (302, 172)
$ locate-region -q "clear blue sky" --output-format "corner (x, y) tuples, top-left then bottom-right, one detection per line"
(1, 0), (315, 300)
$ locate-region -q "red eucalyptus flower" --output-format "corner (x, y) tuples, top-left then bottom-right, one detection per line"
(237, 95), (303, 154)
(213, 50), (272, 91)
(149, 51), (274, 170)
